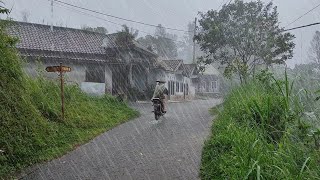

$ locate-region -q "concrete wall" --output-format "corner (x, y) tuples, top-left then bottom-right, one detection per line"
(23, 61), (86, 85)
(80, 82), (105, 96)
(22, 59), (113, 96)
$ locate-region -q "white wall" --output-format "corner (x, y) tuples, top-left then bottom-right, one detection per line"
(23, 61), (86, 85)
(23, 60), (114, 96)
(80, 82), (105, 96)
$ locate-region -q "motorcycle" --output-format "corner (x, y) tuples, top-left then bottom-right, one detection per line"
(152, 98), (165, 120)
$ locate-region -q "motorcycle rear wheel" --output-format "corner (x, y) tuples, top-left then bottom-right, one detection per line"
(155, 113), (160, 120)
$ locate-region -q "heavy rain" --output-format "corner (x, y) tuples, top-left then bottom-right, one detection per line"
(1, 0), (320, 179)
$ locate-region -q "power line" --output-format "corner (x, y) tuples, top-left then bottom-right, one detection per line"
(53, 0), (192, 33)
(285, 2), (320, 27)
(283, 22), (320, 32)
(55, 3), (186, 44)
(55, 3), (122, 27)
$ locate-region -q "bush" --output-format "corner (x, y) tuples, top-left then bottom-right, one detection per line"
(200, 78), (320, 179)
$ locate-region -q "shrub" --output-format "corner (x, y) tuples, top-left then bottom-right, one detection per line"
(201, 78), (320, 179)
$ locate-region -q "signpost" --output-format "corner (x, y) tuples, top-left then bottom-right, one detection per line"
(46, 63), (71, 120)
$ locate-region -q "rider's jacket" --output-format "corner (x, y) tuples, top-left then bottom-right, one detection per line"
(152, 83), (168, 99)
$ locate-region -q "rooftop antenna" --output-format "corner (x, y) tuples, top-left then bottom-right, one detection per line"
(50, 0), (53, 32)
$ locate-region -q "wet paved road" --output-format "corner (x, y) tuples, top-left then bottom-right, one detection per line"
(20, 99), (221, 180)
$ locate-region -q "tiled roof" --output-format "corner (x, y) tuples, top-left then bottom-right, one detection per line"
(151, 59), (166, 69)
(184, 64), (197, 75)
(6, 21), (156, 57)
(7, 21), (108, 54)
(161, 59), (184, 72)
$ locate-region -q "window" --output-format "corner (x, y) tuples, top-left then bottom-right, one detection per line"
(180, 82), (184, 92)
(169, 81), (175, 95)
(212, 81), (217, 91)
(85, 66), (105, 83)
(176, 82), (180, 92)
(186, 84), (189, 95)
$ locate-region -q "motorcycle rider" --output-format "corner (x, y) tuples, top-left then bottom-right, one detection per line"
(152, 79), (169, 113)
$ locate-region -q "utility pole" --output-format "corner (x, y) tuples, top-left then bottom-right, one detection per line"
(192, 17), (197, 64)
(51, 0), (53, 32)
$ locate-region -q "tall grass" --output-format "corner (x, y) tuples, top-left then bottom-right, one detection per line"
(201, 71), (320, 179)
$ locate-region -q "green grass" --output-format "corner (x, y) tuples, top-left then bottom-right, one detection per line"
(201, 78), (320, 179)
(27, 78), (139, 160)
(0, 20), (139, 178)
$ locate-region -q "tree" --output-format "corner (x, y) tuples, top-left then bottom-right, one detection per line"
(81, 25), (108, 34)
(195, 0), (295, 83)
(138, 24), (178, 59)
(178, 21), (204, 63)
(0, 1), (9, 15)
(154, 24), (178, 59)
(137, 35), (156, 52)
(310, 31), (320, 64)
(116, 24), (139, 45)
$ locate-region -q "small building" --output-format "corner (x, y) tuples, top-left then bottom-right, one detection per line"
(195, 65), (221, 97)
(7, 21), (157, 98)
(149, 59), (197, 101)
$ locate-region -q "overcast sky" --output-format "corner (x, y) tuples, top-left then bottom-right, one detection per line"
(3, 0), (320, 67)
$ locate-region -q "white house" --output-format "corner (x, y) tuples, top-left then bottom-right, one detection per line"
(195, 65), (221, 97)
(149, 59), (198, 101)
(7, 21), (158, 98)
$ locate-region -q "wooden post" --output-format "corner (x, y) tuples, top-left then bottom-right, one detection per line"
(46, 63), (71, 120)
(60, 62), (65, 120)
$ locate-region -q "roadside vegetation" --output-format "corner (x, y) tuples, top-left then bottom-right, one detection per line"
(197, 1), (320, 179)
(201, 71), (320, 179)
(0, 13), (138, 178)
